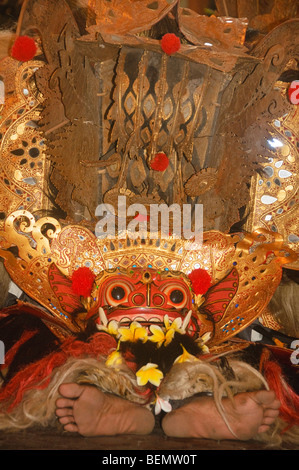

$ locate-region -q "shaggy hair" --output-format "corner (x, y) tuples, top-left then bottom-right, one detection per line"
(268, 272), (299, 338)
(0, 351), (298, 447)
(0, 355), (145, 431)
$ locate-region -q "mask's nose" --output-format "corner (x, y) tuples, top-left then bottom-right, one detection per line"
(129, 281), (168, 308)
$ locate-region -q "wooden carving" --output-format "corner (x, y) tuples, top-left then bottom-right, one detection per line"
(0, 0), (298, 258)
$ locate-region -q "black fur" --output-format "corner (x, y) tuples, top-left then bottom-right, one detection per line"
(119, 332), (202, 376)
(0, 312), (61, 383)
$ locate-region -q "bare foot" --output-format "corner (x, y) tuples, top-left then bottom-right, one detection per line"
(55, 383), (155, 436)
(162, 390), (281, 441)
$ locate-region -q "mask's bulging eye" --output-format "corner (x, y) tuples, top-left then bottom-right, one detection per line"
(104, 280), (133, 306)
(161, 283), (189, 309)
(169, 289), (184, 304)
(111, 286), (126, 300)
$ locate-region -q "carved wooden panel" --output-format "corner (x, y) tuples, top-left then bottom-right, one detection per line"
(0, 0), (298, 255)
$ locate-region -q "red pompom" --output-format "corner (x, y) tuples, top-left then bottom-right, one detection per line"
(188, 268), (211, 295)
(11, 36), (37, 62)
(71, 267), (96, 297)
(150, 152), (169, 171)
(161, 33), (181, 55)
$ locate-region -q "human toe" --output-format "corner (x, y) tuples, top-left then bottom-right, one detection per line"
(55, 397), (75, 409)
(58, 383), (84, 399)
(56, 407), (73, 418)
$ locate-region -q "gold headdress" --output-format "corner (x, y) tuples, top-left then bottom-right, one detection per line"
(0, 0), (298, 347)
(0, 208), (296, 346)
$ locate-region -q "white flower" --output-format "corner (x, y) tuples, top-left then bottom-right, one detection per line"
(154, 395), (172, 415)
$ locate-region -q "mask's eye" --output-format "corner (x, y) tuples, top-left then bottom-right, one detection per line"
(161, 283), (189, 309)
(169, 289), (184, 304)
(104, 280), (133, 306)
(111, 286), (125, 301)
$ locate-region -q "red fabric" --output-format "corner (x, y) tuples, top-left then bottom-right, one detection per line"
(200, 268), (238, 323)
(260, 349), (299, 429)
(150, 152), (169, 171)
(161, 33), (181, 55)
(49, 263), (83, 313)
(11, 36), (37, 62)
(0, 333), (117, 412)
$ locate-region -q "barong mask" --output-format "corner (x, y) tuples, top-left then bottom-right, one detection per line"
(93, 267), (198, 333)
(0, 213), (296, 354)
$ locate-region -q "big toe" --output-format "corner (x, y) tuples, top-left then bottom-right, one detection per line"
(58, 382), (84, 399)
(252, 390), (280, 409)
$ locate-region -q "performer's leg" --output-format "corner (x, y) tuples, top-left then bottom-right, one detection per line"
(161, 390), (280, 440)
(55, 383), (155, 436)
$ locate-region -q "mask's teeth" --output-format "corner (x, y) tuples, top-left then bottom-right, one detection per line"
(133, 316), (146, 323)
(182, 310), (192, 332)
(119, 317), (131, 324)
(99, 307), (108, 326)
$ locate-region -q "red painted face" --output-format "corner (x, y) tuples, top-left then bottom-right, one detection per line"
(95, 268), (200, 337)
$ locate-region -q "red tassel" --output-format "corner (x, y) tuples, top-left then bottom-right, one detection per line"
(0, 333), (117, 412)
(260, 349), (299, 429)
(188, 268), (212, 295)
(161, 33), (181, 55)
(11, 36), (37, 62)
(150, 152), (169, 171)
(71, 267), (96, 297)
